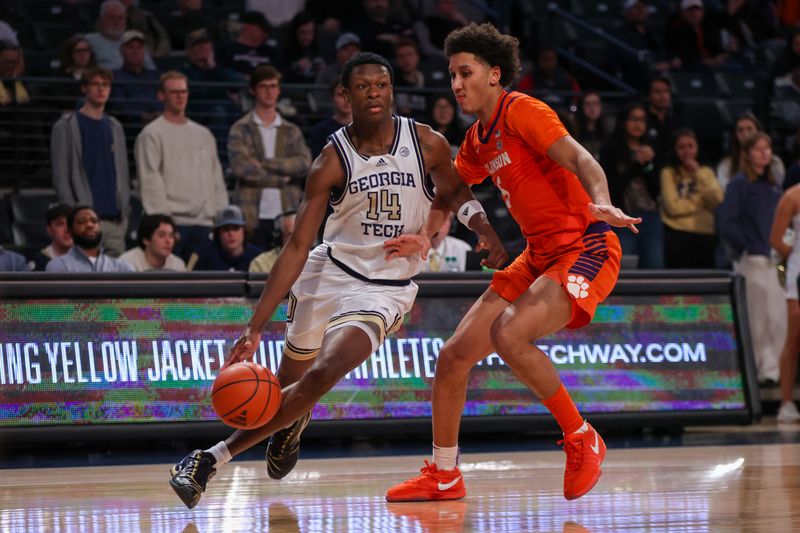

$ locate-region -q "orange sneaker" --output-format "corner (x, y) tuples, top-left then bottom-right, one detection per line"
(559, 422), (606, 500)
(385, 461), (466, 502)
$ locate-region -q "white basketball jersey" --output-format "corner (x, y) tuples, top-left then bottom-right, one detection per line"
(324, 116), (435, 282)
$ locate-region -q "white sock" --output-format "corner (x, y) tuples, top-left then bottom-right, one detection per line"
(572, 421), (589, 434)
(433, 444), (459, 471)
(206, 441), (232, 466)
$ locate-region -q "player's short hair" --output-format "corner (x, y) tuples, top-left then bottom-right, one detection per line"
(46, 204), (72, 225)
(159, 70), (187, 91)
(444, 23), (520, 87)
(137, 214), (177, 249)
(341, 52), (394, 89)
(66, 206), (94, 229)
(80, 67), (113, 86)
(249, 65), (282, 90)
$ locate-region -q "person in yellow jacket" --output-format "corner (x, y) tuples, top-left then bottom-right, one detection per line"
(659, 128), (723, 268)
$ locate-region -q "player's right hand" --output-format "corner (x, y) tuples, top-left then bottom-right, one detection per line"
(383, 234), (432, 260)
(224, 329), (261, 368)
(475, 226), (508, 269)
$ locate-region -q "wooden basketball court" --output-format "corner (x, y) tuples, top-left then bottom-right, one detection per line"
(2, 422), (799, 532)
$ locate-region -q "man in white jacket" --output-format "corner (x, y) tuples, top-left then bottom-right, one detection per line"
(135, 70), (228, 259)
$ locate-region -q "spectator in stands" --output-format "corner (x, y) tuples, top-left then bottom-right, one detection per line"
(51, 67), (130, 257)
(664, 0), (730, 70)
(517, 48), (580, 111)
(429, 94), (465, 156)
(122, 0), (171, 57)
(314, 32), (361, 107)
(86, 0), (155, 71)
(716, 112), (785, 190)
(120, 214), (186, 271)
(191, 205), (262, 271)
(615, 0), (679, 89)
(347, 0), (414, 59)
(228, 65), (311, 248)
(600, 102), (663, 268)
(217, 11), (282, 77)
(110, 30), (161, 127)
(712, 0), (779, 51)
(0, 40), (28, 106)
(421, 213), (472, 272)
(135, 71), (228, 260)
(418, 0), (469, 54)
(393, 38), (434, 122)
(283, 11), (326, 84)
(659, 128), (723, 268)
(770, 183), (800, 422)
(58, 35), (97, 84)
(309, 78), (352, 159)
(181, 29), (242, 144)
(46, 206), (134, 272)
(778, 0), (800, 27)
(31, 204), (73, 271)
(645, 76), (681, 175)
(771, 29), (800, 80)
(0, 246), (28, 271)
(771, 65), (800, 134)
(717, 132), (785, 385)
(246, 0), (304, 28)
(575, 91), (612, 162)
(249, 210), (295, 273)
(165, 0), (220, 52)
(0, 21), (17, 45)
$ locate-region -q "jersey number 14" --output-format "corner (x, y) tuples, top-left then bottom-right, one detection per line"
(366, 190), (402, 221)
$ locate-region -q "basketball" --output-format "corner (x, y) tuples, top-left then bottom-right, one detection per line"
(211, 362), (281, 430)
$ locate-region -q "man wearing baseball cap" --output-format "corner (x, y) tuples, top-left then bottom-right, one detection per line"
(665, 0), (730, 69)
(614, 0), (678, 88)
(111, 30), (161, 126)
(190, 205), (263, 271)
(216, 11), (282, 76)
(313, 32), (362, 106)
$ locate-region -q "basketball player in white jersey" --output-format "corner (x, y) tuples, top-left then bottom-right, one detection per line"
(169, 52), (506, 509)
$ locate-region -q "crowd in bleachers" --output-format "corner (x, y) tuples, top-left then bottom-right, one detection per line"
(0, 0), (799, 402)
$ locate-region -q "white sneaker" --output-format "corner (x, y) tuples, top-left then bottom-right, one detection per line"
(777, 402), (800, 423)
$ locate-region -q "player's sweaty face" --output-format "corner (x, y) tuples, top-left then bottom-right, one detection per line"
(449, 52), (493, 114)
(347, 65), (393, 120)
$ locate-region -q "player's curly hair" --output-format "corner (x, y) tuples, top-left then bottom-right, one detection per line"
(444, 23), (521, 87)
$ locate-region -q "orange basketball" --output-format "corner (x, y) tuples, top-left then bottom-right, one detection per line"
(211, 362), (281, 430)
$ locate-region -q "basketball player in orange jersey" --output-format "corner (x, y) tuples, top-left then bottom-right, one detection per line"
(168, 52), (507, 509)
(384, 23), (641, 502)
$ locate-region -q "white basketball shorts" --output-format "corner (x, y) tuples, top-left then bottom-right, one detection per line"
(283, 245), (418, 360)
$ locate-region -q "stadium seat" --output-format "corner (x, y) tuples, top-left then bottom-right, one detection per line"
(11, 220), (48, 248)
(31, 22), (82, 51)
(715, 72), (762, 100)
(8, 191), (57, 224)
(669, 71), (721, 98)
(126, 195), (143, 249)
(0, 196), (13, 245)
(23, 51), (60, 76)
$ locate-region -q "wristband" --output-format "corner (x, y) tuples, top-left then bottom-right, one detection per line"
(456, 200), (485, 228)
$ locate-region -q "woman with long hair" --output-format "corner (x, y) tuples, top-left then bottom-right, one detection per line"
(575, 91), (612, 161)
(58, 34), (96, 81)
(770, 183), (800, 422)
(600, 102), (663, 268)
(660, 128), (723, 268)
(282, 10), (326, 84)
(716, 112), (785, 190)
(718, 132), (786, 386)
(429, 94), (465, 156)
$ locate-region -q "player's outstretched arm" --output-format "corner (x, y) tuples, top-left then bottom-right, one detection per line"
(547, 136), (642, 233)
(227, 145), (345, 366)
(418, 124), (508, 268)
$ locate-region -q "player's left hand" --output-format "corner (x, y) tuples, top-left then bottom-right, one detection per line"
(383, 234), (432, 260)
(474, 225), (508, 269)
(589, 203), (642, 233)
(224, 329), (261, 369)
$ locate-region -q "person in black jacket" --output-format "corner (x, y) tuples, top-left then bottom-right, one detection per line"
(600, 102), (663, 268)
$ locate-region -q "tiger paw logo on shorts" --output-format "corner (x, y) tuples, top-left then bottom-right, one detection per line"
(567, 275), (590, 299)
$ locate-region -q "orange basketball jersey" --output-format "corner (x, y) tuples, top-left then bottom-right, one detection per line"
(455, 91), (595, 263)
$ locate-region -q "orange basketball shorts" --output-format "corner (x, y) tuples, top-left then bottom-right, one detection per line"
(490, 221), (622, 329)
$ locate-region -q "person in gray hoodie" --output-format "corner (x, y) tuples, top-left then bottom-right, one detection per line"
(50, 66), (130, 257)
